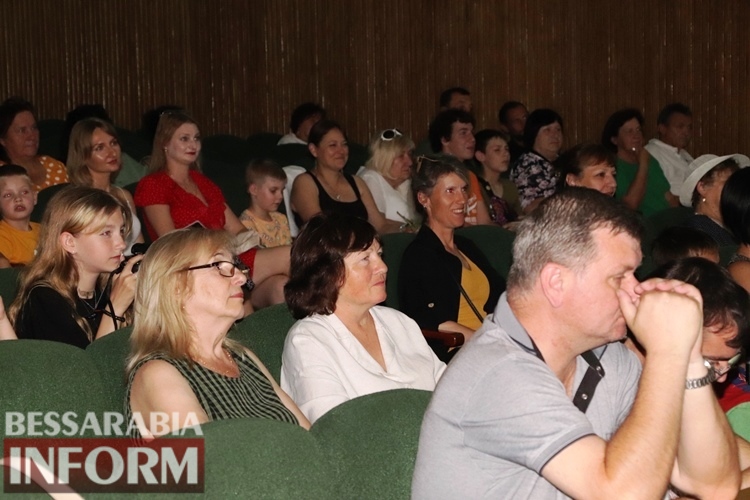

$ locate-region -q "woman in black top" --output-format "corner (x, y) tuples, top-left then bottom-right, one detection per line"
(290, 120), (403, 234)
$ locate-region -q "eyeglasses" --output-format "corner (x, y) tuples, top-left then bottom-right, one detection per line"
(183, 260), (247, 279)
(380, 129), (403, 141)
(707, 352), (743, 378)
(415, 155), (440, 173)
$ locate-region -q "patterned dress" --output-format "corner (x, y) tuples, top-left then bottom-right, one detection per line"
(510, 151), (558, 210)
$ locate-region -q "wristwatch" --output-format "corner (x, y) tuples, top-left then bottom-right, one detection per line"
(685, 360), (717, 390)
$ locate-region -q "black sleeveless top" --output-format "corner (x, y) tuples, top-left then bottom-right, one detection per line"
(307, 171), (369, 221)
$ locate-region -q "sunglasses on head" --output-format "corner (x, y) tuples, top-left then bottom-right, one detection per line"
(380, 129), (403, 141)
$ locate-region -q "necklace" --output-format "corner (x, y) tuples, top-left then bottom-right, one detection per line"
(315, 170), (344, 201)
(77, 288), (106, 322)
(194, 348), (237, 376)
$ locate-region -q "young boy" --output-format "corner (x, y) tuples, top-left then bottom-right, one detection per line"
(0, 164), (40, 267)
(240, 160), (292, 248)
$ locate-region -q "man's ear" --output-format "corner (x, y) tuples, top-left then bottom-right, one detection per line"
(59, 232), (77, 254)
(539, 262), (566, 308)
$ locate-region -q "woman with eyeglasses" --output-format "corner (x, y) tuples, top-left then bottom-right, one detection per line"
(290, 120), (405, 234)
(134, 111), (289, 311)
(281, 213), (445, 423)
(357, 128), (420, 230)
(125, 228), (309, 437)
(399, 155), (505, 346)
(10, 186), (142, 348)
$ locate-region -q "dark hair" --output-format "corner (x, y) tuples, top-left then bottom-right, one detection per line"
(428, 109), (475, 153)
(0, 97), (37, 162)
(721, 168), (750, 245)
(412, 154), (469, 217)
(600, 108), (644, 153)
(474, 129), (510, 155)
(289, 102), (326, 133)
(498, 101), (525, 126)
(308, 119), (346, 147)
(285, 213), (380, 319)
(62, 104), (113, 159)
(649, 257), (750, 352)
(523, 108), (563, 151)
(245, 158), (286, 186)
(555, 143), (616, 191)
(439, 87), (470, 109)
(651, 226), (719, 268)
(0, 163), (30, 179)
(657, 103), (692, 126)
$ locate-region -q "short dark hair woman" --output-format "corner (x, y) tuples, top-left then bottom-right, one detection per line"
(282, 213), (445, 423)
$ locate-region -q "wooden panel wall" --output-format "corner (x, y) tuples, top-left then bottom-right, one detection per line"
(1, 0), (748, 155)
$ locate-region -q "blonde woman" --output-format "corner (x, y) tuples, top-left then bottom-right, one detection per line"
(357, 128), (419, 228)
(67, 117), (144, 254)
(125, 228), (309, 438)
(10, 186), (141, 348)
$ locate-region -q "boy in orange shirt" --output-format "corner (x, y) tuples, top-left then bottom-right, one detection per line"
(0, 164), (40, 267)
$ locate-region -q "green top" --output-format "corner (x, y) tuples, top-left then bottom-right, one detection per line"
(125, 349), (298, 437)
(615, 154), (671, 217)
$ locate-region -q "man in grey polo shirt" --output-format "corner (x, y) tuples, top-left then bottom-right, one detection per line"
(412, 188), (740, 499)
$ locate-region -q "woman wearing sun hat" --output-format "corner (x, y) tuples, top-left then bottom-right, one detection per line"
(679, 153), (750, 245)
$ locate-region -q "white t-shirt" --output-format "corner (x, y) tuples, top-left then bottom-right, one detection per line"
(277, 132), (306, 146)
(645, 138), (694, 194)
(281, 306), (446, 423)
(357, 168), (418, 224)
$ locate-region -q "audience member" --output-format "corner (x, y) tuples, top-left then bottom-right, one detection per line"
(358, 128), (419, 228)
(679, 153), (747, 246)
(399, 155), (505, 342)
(0, 164), (39, 267)
(473, 129), (520, 227)
(428, 109), (491, 225)
(290, 120), (402, 234)
(721, 168), (750, 293)
(413, 187), (739, 499)
(277, 102), (326, 146)
(439, 87), (472, 112)
(134, 111), (289, 310)
(126, 228), (309, 438)
(9, 187), (141, 348)
(0, 97), (68, 191)
(0, 297), (16, 340)
(601, 108), (676, 216)
(497, 100), (529, 162)
(281, 214), (445, 423)
(140, 105), (184, 149)
(651, 226), (720, 268)
(63, 104), (147, 187)
(645, 103), (695, 195)
(510, 108), (564, 214)
(555, 143), (617, 196)
(67, 118), (145, 254)
(239, 159), (292, 248)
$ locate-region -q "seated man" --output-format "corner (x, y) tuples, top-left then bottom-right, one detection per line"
(413, 188), (739, 499)
(414, 87), (473, 156)
(645, 103), (694, 196)
(277, 102), (325, 145)
(498, 100), (529, 163)
(427, 109), (491, 225)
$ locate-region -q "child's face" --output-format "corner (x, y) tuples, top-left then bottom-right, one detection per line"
(476, 137), (510, 174)
(0, 176), (37, 222)
(249, 177), (286, 213)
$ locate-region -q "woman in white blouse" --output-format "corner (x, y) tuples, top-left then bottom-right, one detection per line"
(357, 128), (419, 229)
(281, 213), (445, 423)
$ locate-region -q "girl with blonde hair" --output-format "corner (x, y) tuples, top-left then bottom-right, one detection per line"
(10, 186), (141, 348)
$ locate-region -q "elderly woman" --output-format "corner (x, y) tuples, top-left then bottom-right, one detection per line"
(601, 108), (677, 216)
(509, 108), (564, 214)
(399, 155), (505, 341)
(126, 228), (309, 437)
(290, 120), (403, 234)
(0, 97), (68, 192)
(556, 143), (617, 196)
(679, 154), (747, 246)
(281, 213), (445, 423)
(721, 168), (750, 294)
(357, 128), (419, 228)
(134, 111), (288, 310)
(66, 117), (145, 254)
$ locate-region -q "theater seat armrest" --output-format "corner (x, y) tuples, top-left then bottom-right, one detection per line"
(421, 329), (464, 348)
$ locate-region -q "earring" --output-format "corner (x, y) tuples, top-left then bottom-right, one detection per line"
(701, 197), (706, 204)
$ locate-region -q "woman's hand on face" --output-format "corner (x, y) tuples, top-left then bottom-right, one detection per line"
(109, 254), (144, 315)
